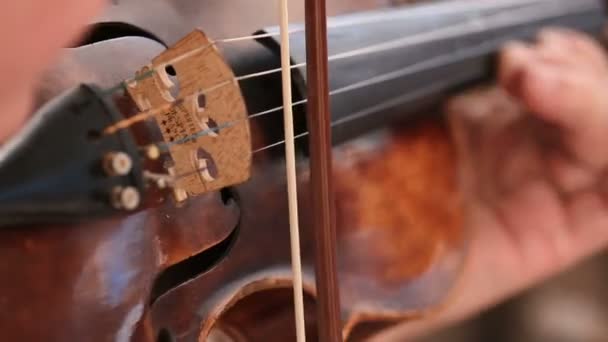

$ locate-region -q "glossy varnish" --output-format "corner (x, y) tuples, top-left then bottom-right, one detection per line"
(304, 0), (343, 340)
(0, 0), (466, 341)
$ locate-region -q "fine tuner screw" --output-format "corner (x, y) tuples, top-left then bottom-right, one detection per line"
(110, 186), (141, 211)
(103, 151), (133, 176)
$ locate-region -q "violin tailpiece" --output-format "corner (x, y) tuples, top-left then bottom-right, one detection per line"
(125, 30), (252, 202)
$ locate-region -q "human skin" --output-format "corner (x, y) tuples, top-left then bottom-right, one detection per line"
(375, 28), (608, 340)
(0, 0), (105, 142)
(1, 3), (607, 340)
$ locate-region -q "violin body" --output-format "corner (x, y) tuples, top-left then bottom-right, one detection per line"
(0, 0), (604, 341)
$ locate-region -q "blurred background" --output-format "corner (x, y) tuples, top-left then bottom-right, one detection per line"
(415, 251), (608, 342)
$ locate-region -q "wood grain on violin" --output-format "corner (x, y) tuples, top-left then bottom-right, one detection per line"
(0, 0), (605, 341)
(303, 0), (343, 340)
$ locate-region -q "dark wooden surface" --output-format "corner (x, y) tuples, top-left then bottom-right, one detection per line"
(304, 0), (343, 340)
(0, 1), (466, 341)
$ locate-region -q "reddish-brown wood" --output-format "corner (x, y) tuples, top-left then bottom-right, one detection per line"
(0, 1), (467, 341)
(146, 117), (464, 342)
(304, 0), (343, 340)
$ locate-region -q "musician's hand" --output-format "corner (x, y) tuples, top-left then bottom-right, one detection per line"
(377, 29), (608, 340)
(0, 0), (105, 142)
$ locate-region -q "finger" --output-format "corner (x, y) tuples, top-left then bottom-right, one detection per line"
(537, 28), (608, 73)
(497, 41), (569, 95)
(499, 41), (535, 94)
(506, 55), (608, 168)
(446, 89), (490, 196)
(447, 87), (527, 200)
(517, 62), (608, 129)
(500, 40), (608, 131)
(499, 29), (608, 98)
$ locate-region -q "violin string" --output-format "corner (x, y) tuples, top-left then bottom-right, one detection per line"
(168, 0), (553, 45)
(253, 77), (454, 154)
(145, 27), (539, 153)
(277, 1), (307, 341)
(221, 0), (584, 83)
(170, 77), (454, 181)
(103, 0), (588, 134)
(105, 0), (551, 92)
(163, 0), (583, 179)
(149, 37), (489, 152)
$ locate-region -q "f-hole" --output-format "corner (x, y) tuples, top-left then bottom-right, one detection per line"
(156, 328), (175, 342)
(208, 288), (318, 341)
(197, 94), (207, 111)
(148, 193), (240, 305)
(194, 148), (219, 182)
(164, 64), (180, 99)
(203, 117), (220, 137)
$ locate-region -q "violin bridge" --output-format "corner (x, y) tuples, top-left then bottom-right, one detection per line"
(126, 30), (252, 202)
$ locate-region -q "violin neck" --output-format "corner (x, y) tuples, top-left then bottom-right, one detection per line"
(242, 0), (607, 148)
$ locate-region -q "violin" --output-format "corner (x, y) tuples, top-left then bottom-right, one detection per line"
(0, 0), (605, 341)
